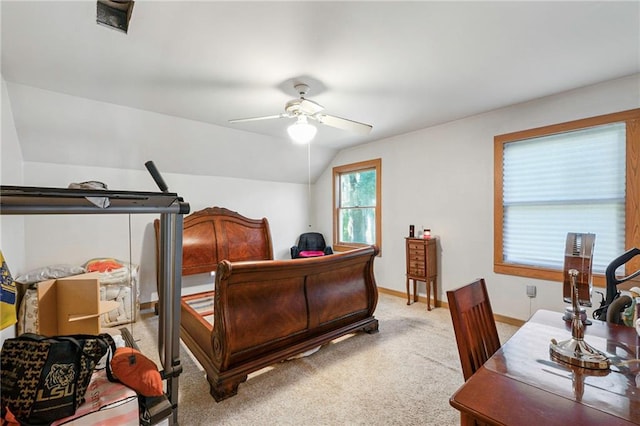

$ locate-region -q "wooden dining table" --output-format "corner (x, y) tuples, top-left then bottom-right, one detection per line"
(450, 309), (640, 425)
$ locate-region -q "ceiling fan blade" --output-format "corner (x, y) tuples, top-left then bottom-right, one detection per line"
(229, 114), (287, 123)
(315, 114), (373, 135)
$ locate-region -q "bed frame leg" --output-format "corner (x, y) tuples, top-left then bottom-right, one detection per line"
(209, 375), (248, 402)
(363, 319), (379, 334)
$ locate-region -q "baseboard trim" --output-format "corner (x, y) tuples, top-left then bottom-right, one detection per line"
(377, 286), (408, 299)
(140, 301), (155, 311)
(377, 286), (524, 327)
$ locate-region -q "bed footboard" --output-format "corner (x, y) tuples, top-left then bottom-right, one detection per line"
(180, 245), (379, 401)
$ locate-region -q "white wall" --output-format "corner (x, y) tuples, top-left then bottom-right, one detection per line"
(314, 74), (640, 321)
(16, 162), (310, 303)
(5, 73), (639, 322)
(1, 75), (25, 343)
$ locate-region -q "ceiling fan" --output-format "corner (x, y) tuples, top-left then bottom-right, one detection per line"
(228, 83), (373, 141)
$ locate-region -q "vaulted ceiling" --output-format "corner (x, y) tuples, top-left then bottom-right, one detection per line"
(2, 1), (638, 184)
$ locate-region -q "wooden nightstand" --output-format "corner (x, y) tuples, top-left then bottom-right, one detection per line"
(405, 237), (438, 310)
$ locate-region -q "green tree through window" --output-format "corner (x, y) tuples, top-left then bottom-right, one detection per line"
(333, 159), (382, 253)
(339, 169), (376, 244)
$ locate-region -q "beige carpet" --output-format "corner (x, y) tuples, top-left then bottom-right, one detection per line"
(126, 293), (518, 425)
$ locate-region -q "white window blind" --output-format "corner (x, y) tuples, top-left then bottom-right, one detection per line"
(503, 122), (626, 273)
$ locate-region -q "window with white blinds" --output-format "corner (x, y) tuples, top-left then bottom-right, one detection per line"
(502, 123), (626, 274)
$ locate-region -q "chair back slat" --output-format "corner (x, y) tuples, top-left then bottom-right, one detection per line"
(447, 278), (501, 381)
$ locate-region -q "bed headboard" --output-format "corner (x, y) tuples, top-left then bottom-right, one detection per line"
(154, 206), (274, 276)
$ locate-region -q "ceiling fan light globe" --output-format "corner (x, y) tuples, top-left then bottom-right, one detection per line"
(287, 119), (317, 144)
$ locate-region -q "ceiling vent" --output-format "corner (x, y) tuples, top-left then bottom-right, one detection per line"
(97, 1), (134, 33)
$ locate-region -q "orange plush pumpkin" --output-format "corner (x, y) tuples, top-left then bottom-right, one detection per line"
(110, 347), (163, 397)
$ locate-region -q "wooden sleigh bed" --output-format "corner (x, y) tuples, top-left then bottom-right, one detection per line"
(155, 207), (379, 401)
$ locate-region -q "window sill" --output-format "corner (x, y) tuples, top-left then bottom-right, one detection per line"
(494, 262), (605, 288)
(334, 244), (382, 257)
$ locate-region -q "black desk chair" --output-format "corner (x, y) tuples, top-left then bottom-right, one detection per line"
(291, 232), (333, 259)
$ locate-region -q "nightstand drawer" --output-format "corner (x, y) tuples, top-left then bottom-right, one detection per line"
(408, 242), (425, 250)
(409, 267), (425, 276)
(410, 259), (425, 268)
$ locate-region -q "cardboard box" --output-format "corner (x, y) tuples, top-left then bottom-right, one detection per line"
(37, 272), (119, 336)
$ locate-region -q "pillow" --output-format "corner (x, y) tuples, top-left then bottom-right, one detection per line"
(299, 250), (326, 258)
(14, 264), (85, 285)
(110, 347), (163, 397)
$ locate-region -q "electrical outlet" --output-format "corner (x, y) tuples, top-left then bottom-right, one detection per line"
(526, 285), (537, 298)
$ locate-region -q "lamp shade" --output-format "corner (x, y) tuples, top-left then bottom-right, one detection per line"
(287, 116), (317, 144)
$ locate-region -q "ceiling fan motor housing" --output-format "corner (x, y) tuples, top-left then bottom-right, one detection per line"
(285, 99), (302, 116)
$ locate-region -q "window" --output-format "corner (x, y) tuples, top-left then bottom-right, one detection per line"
(494, 109), (640, 286)
(333, 159), (382, 253)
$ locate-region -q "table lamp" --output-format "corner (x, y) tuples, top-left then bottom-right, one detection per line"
(550, 232), (609, 369)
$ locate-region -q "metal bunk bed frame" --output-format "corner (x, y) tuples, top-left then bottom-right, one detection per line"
(0, 184), (190, 425)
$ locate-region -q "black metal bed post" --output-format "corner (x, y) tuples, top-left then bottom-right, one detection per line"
(158, 209), (184, 425)
(1, 183), (189, 425)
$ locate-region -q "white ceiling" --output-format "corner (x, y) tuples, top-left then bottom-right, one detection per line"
(2, 1), (639, 184)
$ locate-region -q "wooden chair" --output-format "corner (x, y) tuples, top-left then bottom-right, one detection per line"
(447, 278), (501, 381)
(447, 279), (501, 426)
